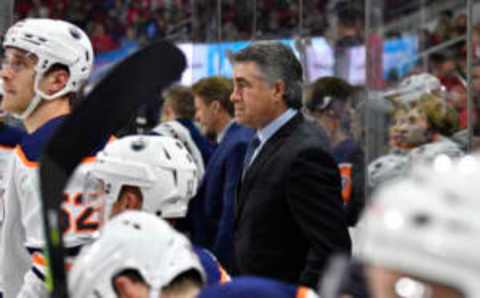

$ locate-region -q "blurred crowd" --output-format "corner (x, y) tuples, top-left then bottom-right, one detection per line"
(11, 0), (425, 52)
(11, 0), (480, 147)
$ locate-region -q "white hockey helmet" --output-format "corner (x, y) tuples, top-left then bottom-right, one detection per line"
(3, 18), (94, 119)
(368, 153), (408, 189)
(152, 120), (205, 183)
(69, 210), (206, 298)
(384, 73), (446, 105)
(407, 139), (464, 168)
(87, 135), (199, 223)
(359, 155), (480, 297)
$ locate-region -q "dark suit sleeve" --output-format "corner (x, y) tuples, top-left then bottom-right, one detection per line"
(286, 147), (352, 288)
(213, 141), (247, 269)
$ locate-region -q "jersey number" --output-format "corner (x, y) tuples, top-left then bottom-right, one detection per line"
(60, 193), (99, 234)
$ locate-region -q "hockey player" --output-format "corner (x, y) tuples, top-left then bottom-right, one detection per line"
(0, 18), (107, 298)
(362, 157), (480, 297)
(69, 210), (206, 298)
(83, 134), (230, 286)
(322, 156), (480, 297)
(0, 78), (25, 298)
(70, 211), (317, 298)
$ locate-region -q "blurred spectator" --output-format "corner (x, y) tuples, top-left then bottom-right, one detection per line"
(144, 9), (168, 40)
(472, 63), (480, 140)
(431, 51), (465, 90)
(335, 3), (363, 47)
(453, 13), (467, 37)
(433, 10), (454, 43)
(472, 63), (480, 95)
(120, 25), (138, 48)
(90, 22), (118, 53)
(48, 0), (67, 19)
(28, 0), (49, 18)
(448, 82), (474, 129)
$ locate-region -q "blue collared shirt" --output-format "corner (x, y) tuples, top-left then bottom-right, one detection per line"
(248, 108), (297, 165)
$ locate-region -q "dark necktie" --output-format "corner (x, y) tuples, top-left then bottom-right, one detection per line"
(242, 136), (261, 177)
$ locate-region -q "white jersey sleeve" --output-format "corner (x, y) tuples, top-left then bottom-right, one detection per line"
(2, 148), (101, 298)
(16, 270), (49, 298)
(0, 150), (31, 298)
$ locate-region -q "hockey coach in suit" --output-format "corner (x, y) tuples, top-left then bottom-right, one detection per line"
(230, 41), (351, 288)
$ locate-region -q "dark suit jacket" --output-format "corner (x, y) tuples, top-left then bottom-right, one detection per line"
(189, 122), (254, 269)
(234, 113), (351, 288)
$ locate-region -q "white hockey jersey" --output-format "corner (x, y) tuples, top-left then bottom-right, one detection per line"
(0, 116), (110, 298)
(0, 124), (25, 295)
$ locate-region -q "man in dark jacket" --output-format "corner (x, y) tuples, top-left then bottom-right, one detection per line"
(230, 41), (351, 288)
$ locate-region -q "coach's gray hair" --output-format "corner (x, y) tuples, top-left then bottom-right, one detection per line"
(230, 41), (303, 109)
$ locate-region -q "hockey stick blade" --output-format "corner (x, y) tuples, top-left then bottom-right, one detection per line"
(39, 40), (186, 298)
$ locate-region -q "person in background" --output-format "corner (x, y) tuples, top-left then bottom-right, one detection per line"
(368, 73), (463, 193)
(304, 77), (365, 226)
(158, 84), (215, 166)
(152, 85), (216, 184)
(190, 76), (253, 271)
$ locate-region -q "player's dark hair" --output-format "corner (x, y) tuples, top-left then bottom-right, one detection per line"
(163, 269), (204, 293)
(112, 268), (203, 295)
(112, 269), (146, 295)
(164, 85), (196, 119)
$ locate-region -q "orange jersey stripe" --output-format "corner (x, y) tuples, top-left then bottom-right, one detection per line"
(15, 146), (37, 168)
(219, 265), (231, 283)
(0, 144), (15, 151)
(32, 253), (73, 271)
(338, 163), (353, 203)
(296, 287), (310, 298)
(32, 253), (47, 267)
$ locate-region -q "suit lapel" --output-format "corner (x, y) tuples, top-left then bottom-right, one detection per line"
(234, 113), (304, 222)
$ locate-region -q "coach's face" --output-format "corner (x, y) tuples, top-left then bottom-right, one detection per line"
(231, 61), (286, 129)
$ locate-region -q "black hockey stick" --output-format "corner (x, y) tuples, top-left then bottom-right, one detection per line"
(39, 41), (186, 298)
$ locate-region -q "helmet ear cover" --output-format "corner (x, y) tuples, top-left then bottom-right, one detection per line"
(89, 135), (199, 224)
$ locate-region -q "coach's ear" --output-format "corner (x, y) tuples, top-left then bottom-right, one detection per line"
(114, 275), (149, 298)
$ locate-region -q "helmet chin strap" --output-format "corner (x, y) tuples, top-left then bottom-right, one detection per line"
(12, 93), (43, 120)
(12, 66), (72, 120)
